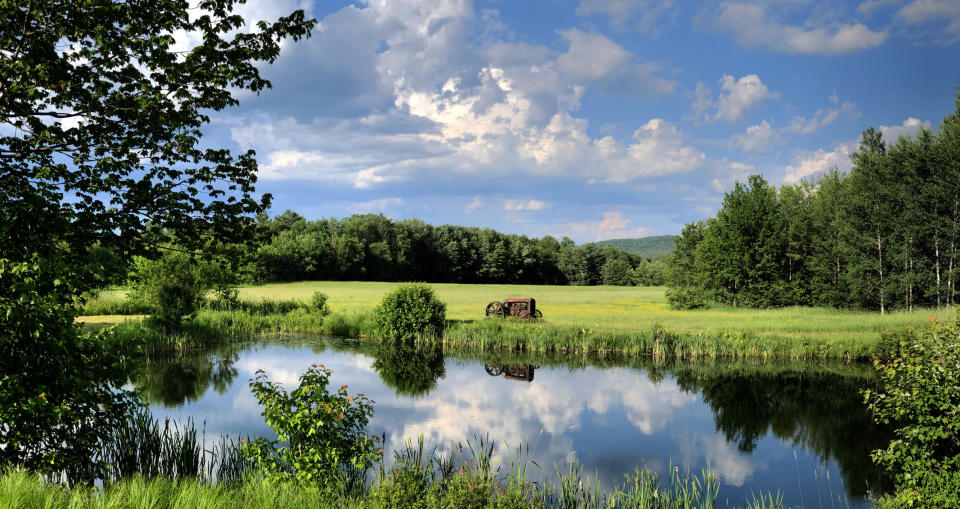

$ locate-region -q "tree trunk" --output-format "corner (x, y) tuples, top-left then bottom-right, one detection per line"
(936, 238), (942, 309)
(877, 231), (885, 314)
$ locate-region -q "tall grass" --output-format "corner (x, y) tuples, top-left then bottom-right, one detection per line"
(82, 281), (949, 358)
(100, 409), (248, 483)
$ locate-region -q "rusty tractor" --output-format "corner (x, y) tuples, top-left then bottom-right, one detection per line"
(485, 297), (542, 319)
(484, 364), (536, 382)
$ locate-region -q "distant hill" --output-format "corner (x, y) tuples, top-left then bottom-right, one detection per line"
(597, 235), (676, 259)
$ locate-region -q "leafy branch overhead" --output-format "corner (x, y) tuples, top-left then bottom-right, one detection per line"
(1, 0), (315, 283)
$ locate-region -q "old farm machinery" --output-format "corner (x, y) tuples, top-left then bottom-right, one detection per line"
(485, 297), (542, 319)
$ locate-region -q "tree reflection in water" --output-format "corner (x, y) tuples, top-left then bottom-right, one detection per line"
(129, 346), (241, 407)
(372, 342), (446, 397)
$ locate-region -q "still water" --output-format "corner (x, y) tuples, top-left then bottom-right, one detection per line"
(133, 336), (890, 507)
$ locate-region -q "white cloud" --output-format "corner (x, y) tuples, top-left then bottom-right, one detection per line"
(227, 0), (697, 198)
(692, 74), (779, 125)
(783, 116), (932, 184)
(709, 2), (888, 55)
(465, 196), (483, 214)
(784, 142), (855, 184)
(712, 161), (756, 192)
(733, 97), (859, 152)
(504, 199), (549, 211)
(733, 120), (778, 152)
(555, 29), (675, 97)
(879, 117), (931, 142)
(352, 197), (405, 214)
(555, 212), (649, 241)
(575, 0), (677, 35)
(896, 0), (960, 42)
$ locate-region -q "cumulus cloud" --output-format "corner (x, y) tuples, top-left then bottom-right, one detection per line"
(784, 142), (855, 184)
(708, 2), (887, 55)
(692, 75), (779, 125)
(732, 97), (860, 152)
(223, 0), (692, 195)
(784, 116), (931, 184)
(896, 0), (960, 43)
(555, 212), (649, 241)
(504, 199), (549, 211)
(733, 120), (778, 152)
(879, 117), (931, 142)
(555, 29), (675, 97)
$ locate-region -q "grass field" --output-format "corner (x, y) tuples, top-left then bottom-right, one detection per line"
(89, 281), (953, 347)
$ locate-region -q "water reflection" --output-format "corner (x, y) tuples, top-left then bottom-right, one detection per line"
(484, 364), (536, 382)
(130, 346), (241, 407)
(372, 343), (445, 397)
(135, 337), (890, 508)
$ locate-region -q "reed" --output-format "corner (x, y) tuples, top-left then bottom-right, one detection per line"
(99, 409), (249, 484)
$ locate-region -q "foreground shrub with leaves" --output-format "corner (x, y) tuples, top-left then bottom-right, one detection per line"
(240, 365), (381, 497)
(865, 318), (960, 508)
(375, 283), (446, 342)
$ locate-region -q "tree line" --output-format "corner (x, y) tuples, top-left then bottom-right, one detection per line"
(666, 92), (960, 312)
(246, 212), (665, 287)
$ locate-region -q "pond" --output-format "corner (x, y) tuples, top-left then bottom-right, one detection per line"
(131, 335), (891, 507)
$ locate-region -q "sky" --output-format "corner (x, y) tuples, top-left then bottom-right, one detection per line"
(202, 0), (960, 243)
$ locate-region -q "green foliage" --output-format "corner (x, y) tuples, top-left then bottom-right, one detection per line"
(664, 285), (709, 310)
(601, 258), (634, 286)
(373, 343), (447, 397)
(128, 251), (233, 330)
(375, 283), (447, 342)
(664, 90), (960, 312)
(311, 291), (330, 315)
(865, 319), (960, 491)
(597, 235), (676, 259)
(0, 259), (137, 483)
(241, 365), (380, 494)
(251, 211), (644, 287)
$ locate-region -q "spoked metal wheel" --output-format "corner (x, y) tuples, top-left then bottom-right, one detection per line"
(485, 301), (505, 318)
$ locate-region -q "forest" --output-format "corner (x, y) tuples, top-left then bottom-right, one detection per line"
(246, 212), (666, 287)
(665, 93), (960, 312)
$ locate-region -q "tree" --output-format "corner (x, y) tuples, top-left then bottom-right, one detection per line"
(0, 0), (314, 480)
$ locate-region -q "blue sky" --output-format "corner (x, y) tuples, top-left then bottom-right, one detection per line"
(205, 0), (960, 242)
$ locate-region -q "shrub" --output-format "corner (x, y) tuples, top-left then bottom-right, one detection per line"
(374, 283), (446, 342)
(665, 285), (709, 310)
(128, 250), (232, 330)
(865, 318), (960, 505)
(240, 364), (380, 495)
(310, 291), (330, 316)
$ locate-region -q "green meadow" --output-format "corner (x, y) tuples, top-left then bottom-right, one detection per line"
(87, 280), (953, 347)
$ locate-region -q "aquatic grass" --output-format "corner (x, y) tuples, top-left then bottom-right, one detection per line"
(100, 409), (249, 483)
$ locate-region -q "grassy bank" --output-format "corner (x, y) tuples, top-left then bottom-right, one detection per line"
(89, 281), (951, 342)
(82, 280), (952, 358)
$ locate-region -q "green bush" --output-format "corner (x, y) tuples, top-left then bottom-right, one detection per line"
(311, 291), (330, 316)
(240, 365), (380, 495)
(865, 318), (960, 505)
(665, 285), (709, 310)
(374, 283), (446, 342)
(128, 251), (232, 330)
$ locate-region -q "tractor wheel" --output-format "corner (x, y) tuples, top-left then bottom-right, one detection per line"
(484, 365), (504, 377)
(485, 301), (505, 318)
(533, 309), (543, 319)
